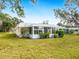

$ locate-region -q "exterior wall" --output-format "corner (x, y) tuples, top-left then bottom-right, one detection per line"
(64, 28), (79, 34)
(15, 27), (22, 38)
(29, 34), (54, 39)
(29, 34), (40, 39)
(74, 28), (79, 34)
(15, 23), (56, 39)
(15, 27), (55, 39)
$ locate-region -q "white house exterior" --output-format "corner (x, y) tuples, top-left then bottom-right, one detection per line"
(14, 22), (79, 39)
(15, 23), (56, 39)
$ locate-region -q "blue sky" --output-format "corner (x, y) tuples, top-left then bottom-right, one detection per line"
(4, 0), (65, 25)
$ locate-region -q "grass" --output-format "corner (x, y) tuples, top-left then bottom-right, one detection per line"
(0, 32), (79, 59)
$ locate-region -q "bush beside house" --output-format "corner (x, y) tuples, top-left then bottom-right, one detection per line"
(54, 29), (64, 38)
(58, 29), (64, 38)
(39, 32), (50, 39)
(39, 28), (64, 39)
(54, 30), (58, 38)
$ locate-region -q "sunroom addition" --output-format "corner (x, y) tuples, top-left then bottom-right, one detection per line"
(15, 23), (55, 39)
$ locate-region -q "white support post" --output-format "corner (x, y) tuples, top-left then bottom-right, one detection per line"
(51, 27), (52, 34)
(32, 26), (34, 35)
(42, 27), (44, 33)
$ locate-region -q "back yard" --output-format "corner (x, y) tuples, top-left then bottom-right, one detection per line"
(0, 32), (79, 59)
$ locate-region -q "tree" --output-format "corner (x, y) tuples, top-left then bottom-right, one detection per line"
(12, 17), (23, 27)
(66, 0), (79, 6)
(0, 0), (37, 31)
(0, 13), (23, 32)
(0, 0), (37, 17)
(54, 0), (79, 28)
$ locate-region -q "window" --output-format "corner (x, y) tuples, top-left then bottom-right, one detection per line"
(75, 29), (78, 32)
(21, 27), (32, 34)
(52, 28), (55, 33)
(34, 26), (38, 29)
(29, 27), (32, 34)
(33, 26), (39, 34)
(44, 27), (48, 33)
(21, 27), (29, 34)
(34, 30), (38, 34)
(39, 30), (42, 33)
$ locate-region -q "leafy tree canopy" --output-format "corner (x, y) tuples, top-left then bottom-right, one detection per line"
(0, 0), (37, 17)
(0, 13), (23, 32)
(54, 0), (79, 28)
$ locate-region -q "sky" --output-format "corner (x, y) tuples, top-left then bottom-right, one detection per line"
(4, 0), (65, 25)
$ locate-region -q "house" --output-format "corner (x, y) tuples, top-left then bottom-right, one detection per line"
(58, 26), (79, 34)
(15, 23), (56, 39)
(64, 27), (79, 34)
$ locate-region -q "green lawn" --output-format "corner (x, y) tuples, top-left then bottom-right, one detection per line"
(0, 32), (79, 59)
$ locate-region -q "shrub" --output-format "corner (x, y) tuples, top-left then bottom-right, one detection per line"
(0, 29), (3, 32)
(54, 34), (58, 38)
(55, 30), (59, 34)
(58, 29), (64, 38)
(45, 32), (50, 38)
(54, 30), (58, 38)
(39, 32), (44, 39)
(39, 32), (50, 39)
